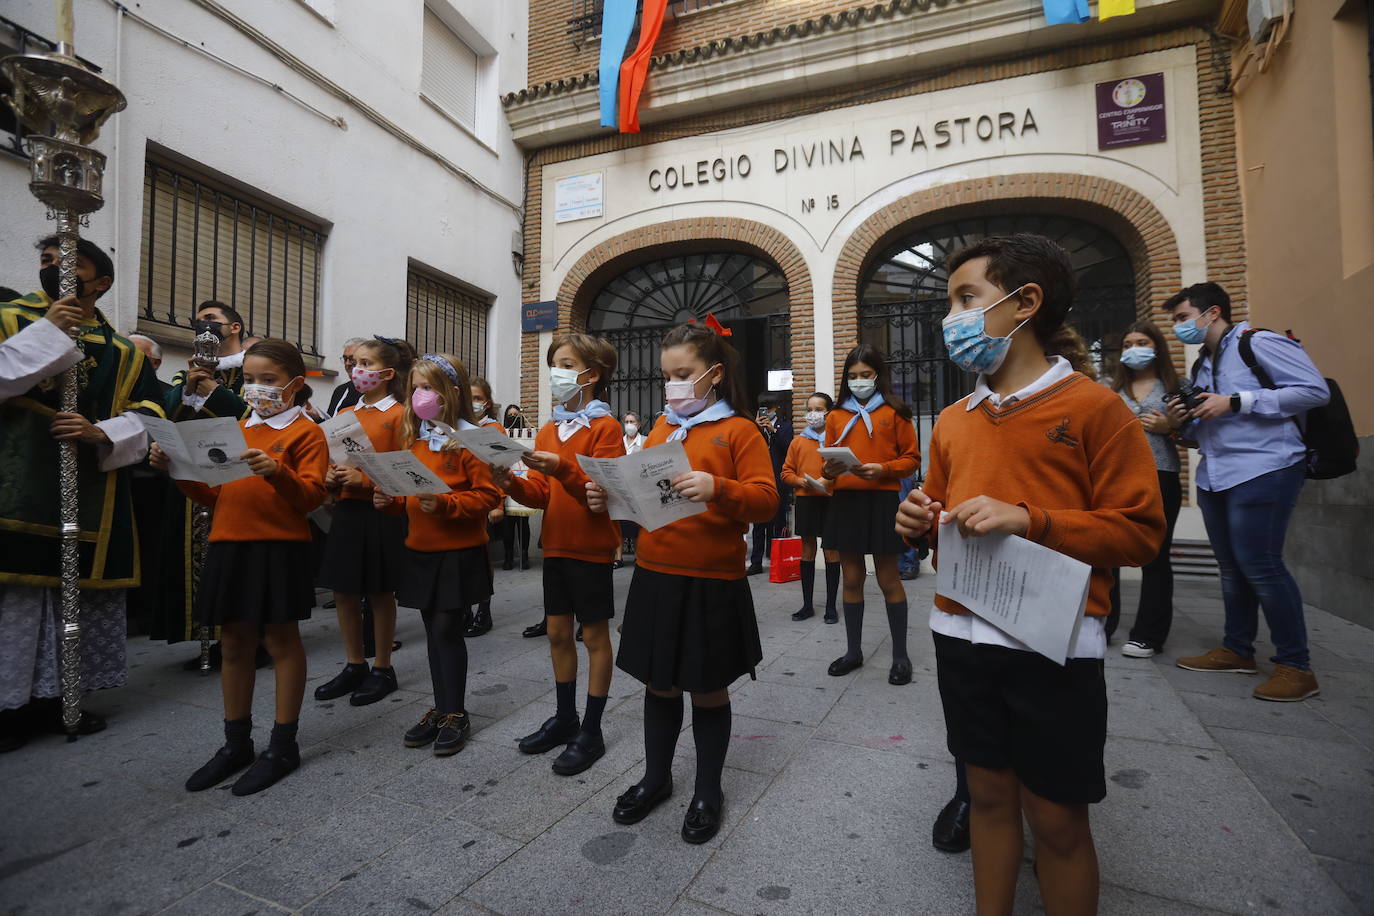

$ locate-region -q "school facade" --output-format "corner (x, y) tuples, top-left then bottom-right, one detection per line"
(505, 0), (1246, 552)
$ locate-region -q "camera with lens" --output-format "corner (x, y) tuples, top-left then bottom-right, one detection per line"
(1166, 380), (1206, 414)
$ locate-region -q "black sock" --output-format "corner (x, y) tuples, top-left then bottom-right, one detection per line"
(642, 691), (684, 791)
(269, 720), (298, 754)
(555, 680), (577, 722)
(421, 608), (446, 712)
(224, 716), (252, 751)
(954, 757), (970, 803)
(583, 694), (608, 736)
(432, 609), (468, 714)
(691, 702), (732, 807)
(824, 562), (841, 613)
(886, 599), (910, 664)
(842, 601), (864, 660)
(799, 560), (815, 610)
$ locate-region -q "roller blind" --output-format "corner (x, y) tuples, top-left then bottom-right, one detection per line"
(421, 9), (479, 131)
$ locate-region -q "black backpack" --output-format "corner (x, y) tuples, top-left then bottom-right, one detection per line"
(1237, 329), (1358, 480)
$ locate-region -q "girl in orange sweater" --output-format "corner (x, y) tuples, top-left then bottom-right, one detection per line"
(780, 391), (841, 623)
(588, 322), (778, 845)
(896, 233), (1163, 913)
(821, 345), (921, 686)
(373, 354), (502, 756)
(493, 333), (624, 777)
(316, 337), (415, 706)
(151, 339), (329, 796)
(464, 375), (504, 638)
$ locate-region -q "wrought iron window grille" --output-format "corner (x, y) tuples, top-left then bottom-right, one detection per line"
(406, 268), (491, 379)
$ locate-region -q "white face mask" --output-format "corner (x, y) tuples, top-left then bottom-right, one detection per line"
(624, 422), (638, 437)
(242, 382), (293, 418)
(549, 366), (588, 404)
(664, 364), (720, 418)
(848, 378), (877, 400)
(804, 410), (826, 430)
(472, 399), (488, 416)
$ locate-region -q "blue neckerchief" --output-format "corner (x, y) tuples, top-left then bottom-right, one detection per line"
(665, 399), (736, 441)
(800, 425), (825, 443)
(419, 418), (476, 451)
(835, 392), (886, 443)
(552, 398), (612, 441)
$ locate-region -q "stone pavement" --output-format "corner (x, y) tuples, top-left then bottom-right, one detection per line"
(1, 560), (1371, 915)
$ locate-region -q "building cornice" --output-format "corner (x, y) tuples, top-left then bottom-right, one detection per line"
(503, 0), (1220, 148)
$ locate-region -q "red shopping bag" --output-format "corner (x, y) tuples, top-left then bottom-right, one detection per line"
(768, 536), (802, 583)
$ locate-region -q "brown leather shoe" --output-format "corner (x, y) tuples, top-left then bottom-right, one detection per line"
(1253, 665), (1319, 702)
(1176, 647), (1258, 674)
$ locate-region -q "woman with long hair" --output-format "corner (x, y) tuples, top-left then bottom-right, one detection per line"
(1106, 321), (1184, 657)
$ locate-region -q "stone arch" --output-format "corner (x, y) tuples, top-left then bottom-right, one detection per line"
(522, 217), (814, 414)
(830, 173), (1184, 386)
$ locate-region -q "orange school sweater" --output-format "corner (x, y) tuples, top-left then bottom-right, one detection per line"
(922, 374), (1165, 620)
(635, 415), (780, 580)
(823, 402), (920, 491)
(177, 413), (329, 542)
(505, 415), (623, 563)
(379, 442), (503, 552)
(781, 435), (830, 497)
(338, 398), (405, 501)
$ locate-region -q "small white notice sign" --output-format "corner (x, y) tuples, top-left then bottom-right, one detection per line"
(554, 171), (604, 223)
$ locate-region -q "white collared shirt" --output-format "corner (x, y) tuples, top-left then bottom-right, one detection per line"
(245, 405), (305, 429)
(355, 393), (398, 412)
(935, 355), (1106, 659)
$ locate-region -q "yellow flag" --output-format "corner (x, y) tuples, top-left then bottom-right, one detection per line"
(1099, 0), (1134, 18)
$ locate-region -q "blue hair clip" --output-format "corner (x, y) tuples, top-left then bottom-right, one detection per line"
(420, 353), (460, 385)
(372, 334), (402, 346)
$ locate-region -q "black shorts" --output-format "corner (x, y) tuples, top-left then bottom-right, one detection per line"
(933, 632), (1107, 805)
(542, 557), (615, 623)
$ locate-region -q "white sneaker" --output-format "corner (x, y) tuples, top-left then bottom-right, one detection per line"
(1122, 640), (1156, 658)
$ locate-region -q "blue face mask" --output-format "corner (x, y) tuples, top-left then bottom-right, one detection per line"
(941, 286), (1028, 374)
(1120, 346), (1156, 369)
(1172, 311), (1214, 345)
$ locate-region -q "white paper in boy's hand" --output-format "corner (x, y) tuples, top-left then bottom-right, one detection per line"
(138, 415), (253, 486)
(818, 446), (862, 473)
(804, 474), (831, 495)
(577, 441), (705, 532)
(935, 519), (1090, 665)
(319, 412), (374, 466)
(352, 451), (449, 497)
(448, 425), (533, 468)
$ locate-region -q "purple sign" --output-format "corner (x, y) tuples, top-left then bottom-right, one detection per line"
(1095, 73), (1167, 150)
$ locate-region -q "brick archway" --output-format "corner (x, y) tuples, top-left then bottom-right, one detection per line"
(521, 217), (814, 414)
(830, 173), (1185, 386)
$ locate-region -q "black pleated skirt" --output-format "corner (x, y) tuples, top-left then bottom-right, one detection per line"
(317, 498), (406, 594)
(793, 494), (830, 538)
(398, 546), (493, 613)
(822, 488), (907, 555)
(196, 540), (316, 626)
(616, 566), (762, 694)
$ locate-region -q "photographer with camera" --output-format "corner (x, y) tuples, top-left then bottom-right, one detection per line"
(1165, 283), (1330, 702)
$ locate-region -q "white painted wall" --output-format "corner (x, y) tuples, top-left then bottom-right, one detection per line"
(2, 0), (528, 404)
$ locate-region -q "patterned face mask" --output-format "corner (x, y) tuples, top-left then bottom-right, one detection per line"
(804, 410), (827, 430)
(242, 383), (292, 417)
(351, 365), (385, 393)
(941, 285), (1029, 375)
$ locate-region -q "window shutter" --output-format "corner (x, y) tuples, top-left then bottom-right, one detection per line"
(421, 9), (478, 131)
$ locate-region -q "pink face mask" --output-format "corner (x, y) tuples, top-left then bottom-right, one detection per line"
(411, 387), (443, 421)
(351, 366), (385, 393)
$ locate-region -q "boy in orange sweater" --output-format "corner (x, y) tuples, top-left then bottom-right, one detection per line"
(896, 234), (1163, 914)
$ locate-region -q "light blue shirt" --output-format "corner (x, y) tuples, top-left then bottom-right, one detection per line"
(1189, 322), (1329, 492)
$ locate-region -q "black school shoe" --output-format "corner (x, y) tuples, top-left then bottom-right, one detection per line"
(932, 797), (971, 853)
(433, 712), (471, 757)
(823, 608), (839, 624)
(522, 619), (547, 638)
(404, 708), (440, 748)
(682, 795), (724, 844)
(185, 742), (255, 792)
(551, 730), (605, 776)
(791, 606), (815, 622)
(888, 658), (913, 686)
(612, 779), (673, 825)
(349, 666), (398, 706)
(314, 662), (368, 701)
(231, 746), (300, 796)
(518, 714), (580, 754)
(827, 654), (863, 677)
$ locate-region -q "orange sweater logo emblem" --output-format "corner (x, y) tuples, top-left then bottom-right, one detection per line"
(1045, 418), (1079, 448)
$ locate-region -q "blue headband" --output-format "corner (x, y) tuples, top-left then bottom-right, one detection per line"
(420, 353), (459, 385)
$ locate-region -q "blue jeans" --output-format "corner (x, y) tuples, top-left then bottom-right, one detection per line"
(1196, 462), (1309, 670)
(898, 476), (920, 573)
